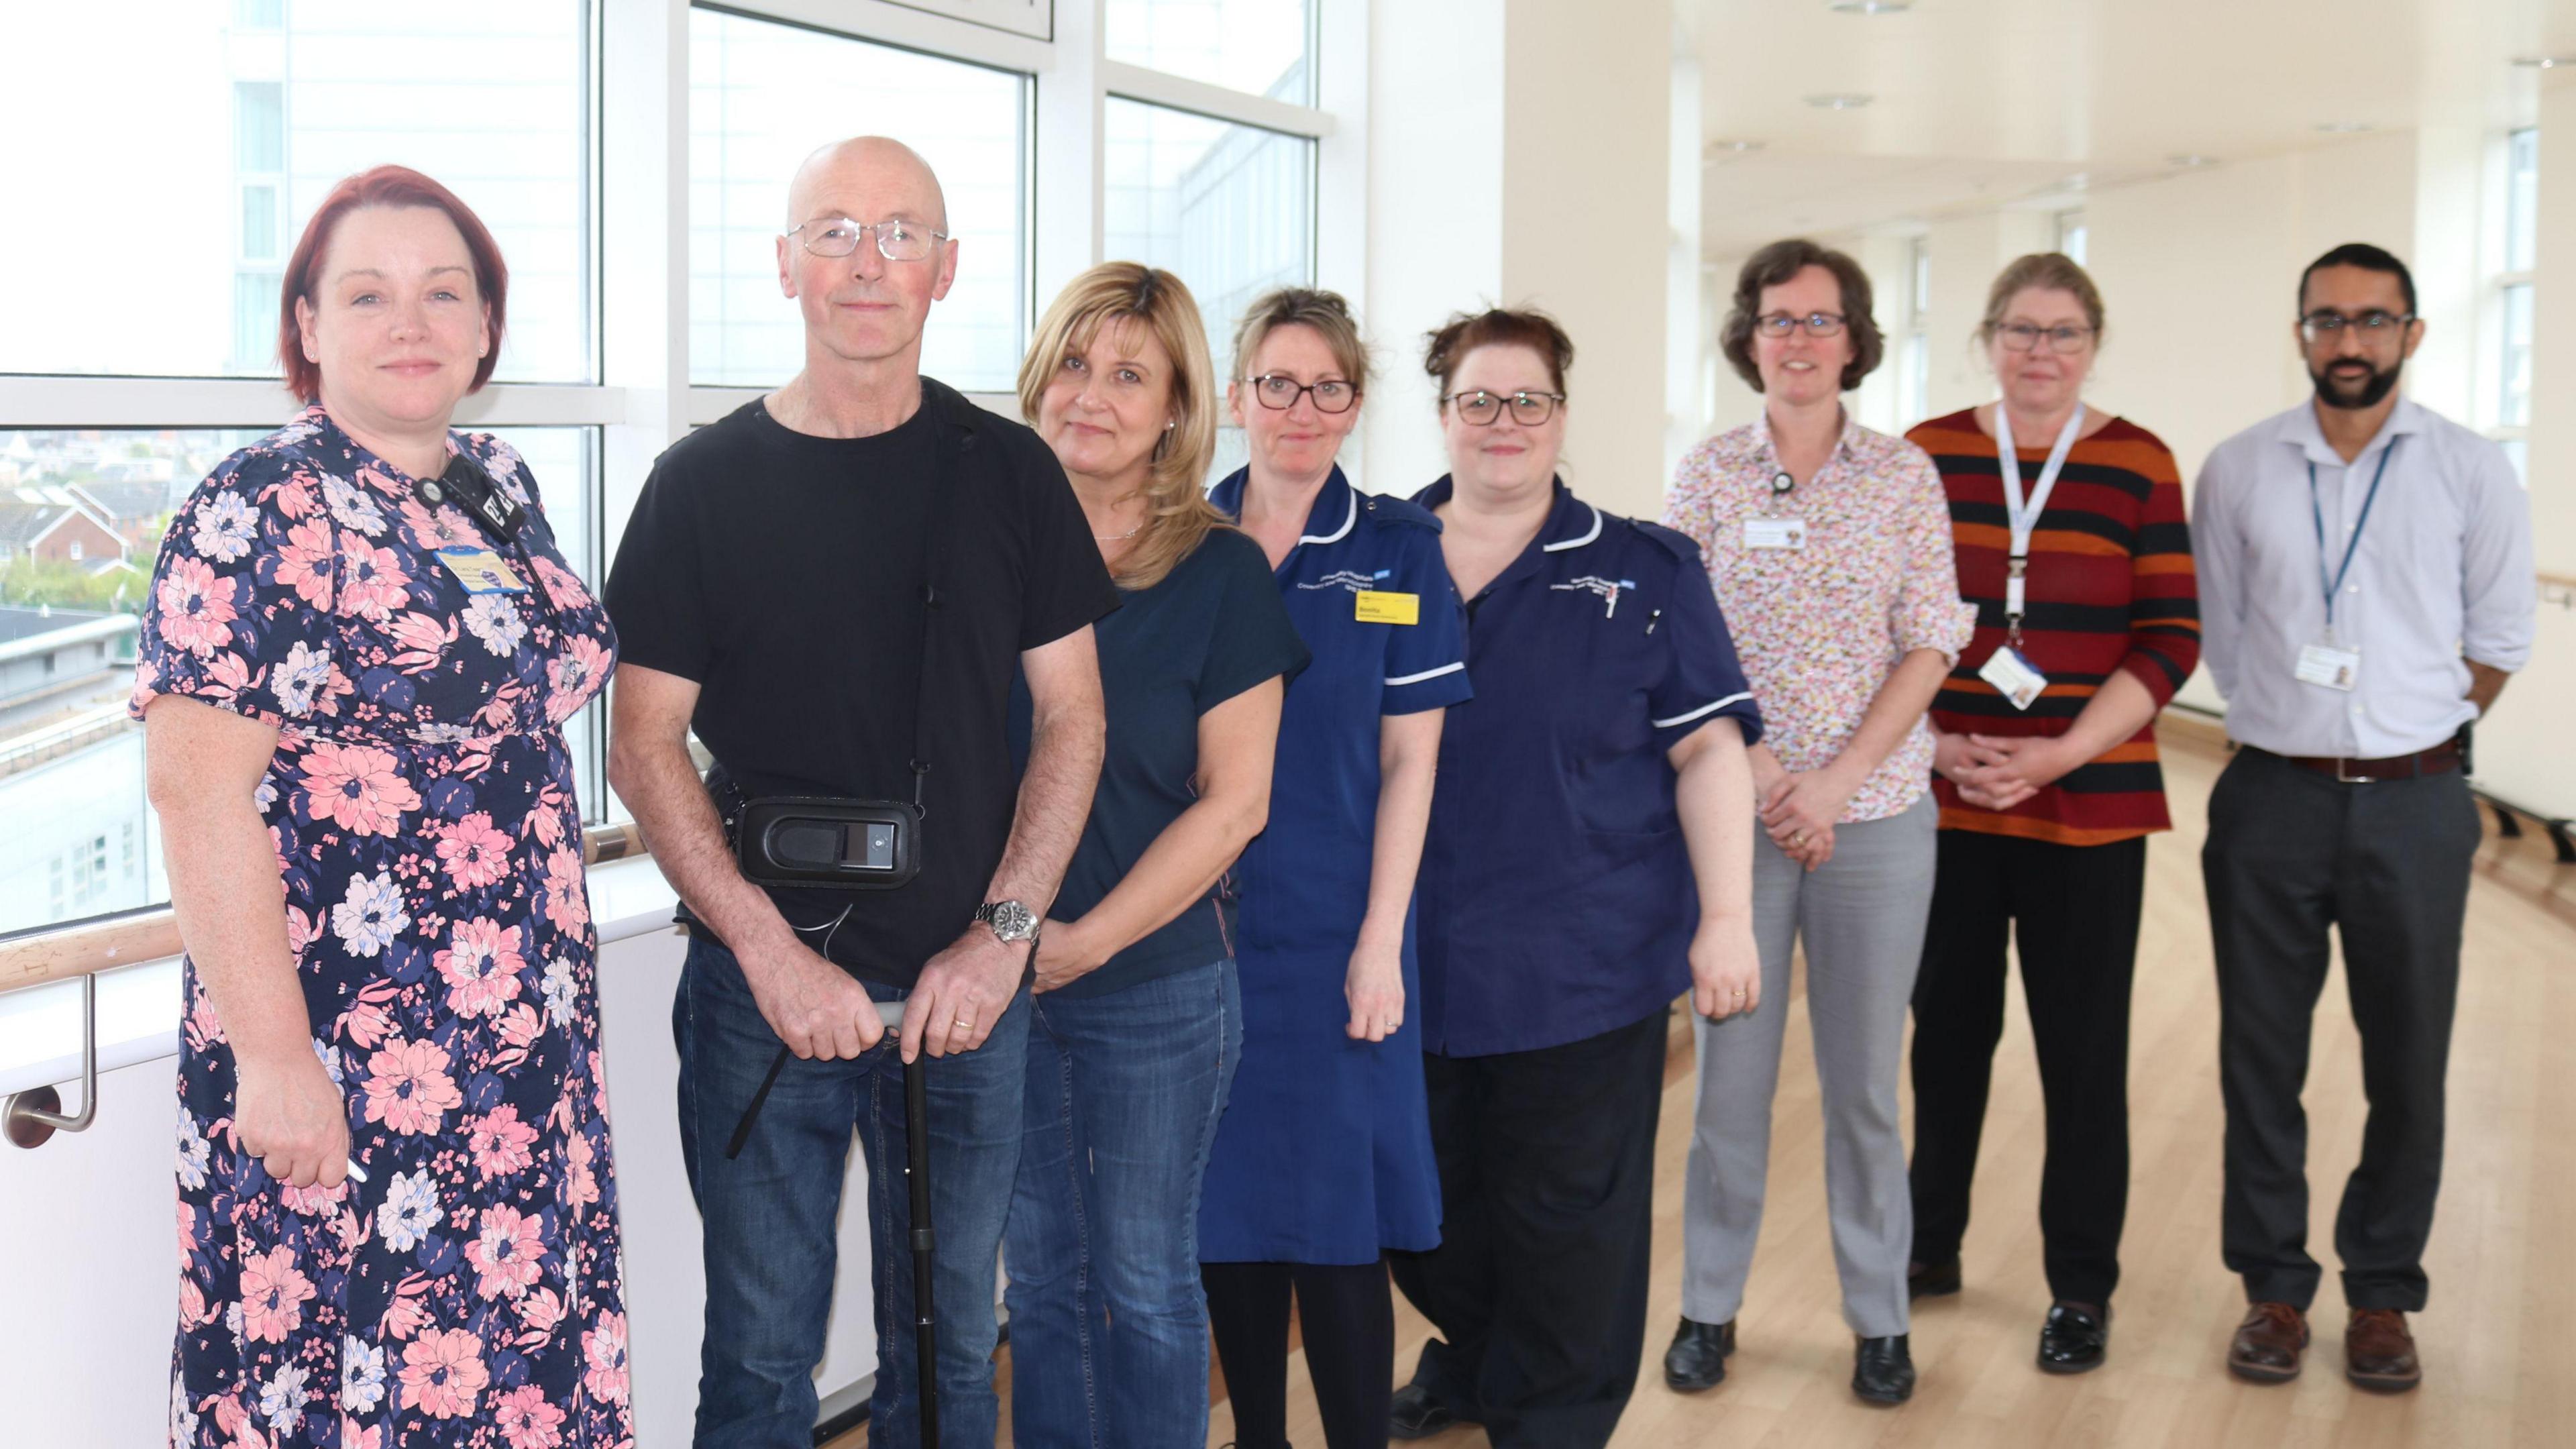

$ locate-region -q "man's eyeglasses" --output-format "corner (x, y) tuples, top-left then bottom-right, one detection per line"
(785, 217), (949, 262)
(1755, 311), (1847, 339)
(1244, 374), (1359, 414)
(2299, 309), (2416, 345)
(1994, 322), (2096, 354)
(1446, 390), (1564, 426)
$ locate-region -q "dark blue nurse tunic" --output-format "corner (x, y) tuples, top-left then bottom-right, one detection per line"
(1197, 466), (1474, 1264)
(1409, 476), (1764, 1059)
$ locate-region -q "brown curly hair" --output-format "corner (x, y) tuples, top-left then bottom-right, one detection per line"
(1719, 239), (1884, 394)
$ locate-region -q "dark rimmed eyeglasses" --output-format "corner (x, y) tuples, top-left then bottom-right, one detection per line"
(1754, 311), (1847, 339)
(1244, 374), (1359, 414)
(2299, 309), (2416, 345)
(1446, 390), (1563, 426)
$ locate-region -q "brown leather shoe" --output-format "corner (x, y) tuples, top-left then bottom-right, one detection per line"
(2228, 1301), (2309, 1383)
(2345, 1309), (2422, 1392)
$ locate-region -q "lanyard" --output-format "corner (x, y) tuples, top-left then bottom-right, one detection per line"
(1992, 402), (2085, 643)
(2307, 437), (2398, 640)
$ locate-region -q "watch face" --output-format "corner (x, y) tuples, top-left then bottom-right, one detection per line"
(987, 900), (1036, 941)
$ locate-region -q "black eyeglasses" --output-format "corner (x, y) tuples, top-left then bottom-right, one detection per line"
(1994, 322), (2096, 354)
(1446, 390), (1563, 426)
(2299, 309), (2416, 345)
(1244, 374), (1358, 413)
(1755, 311), (1847, 339)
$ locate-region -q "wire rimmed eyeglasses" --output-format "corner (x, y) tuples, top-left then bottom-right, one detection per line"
(785, 217), (950, 262)
(1446, 390), (1564, 426)
(1244, 374), (1360, 414)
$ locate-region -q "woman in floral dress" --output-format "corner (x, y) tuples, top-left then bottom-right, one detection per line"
(136, 166), (630, 1447)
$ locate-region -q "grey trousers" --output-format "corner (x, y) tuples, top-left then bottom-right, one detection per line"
(1680, 795), (1935, 1340)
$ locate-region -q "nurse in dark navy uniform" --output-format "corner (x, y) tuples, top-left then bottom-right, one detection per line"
(1385, 308), (1764, 1449)
(1199, 289), (1471, 1449)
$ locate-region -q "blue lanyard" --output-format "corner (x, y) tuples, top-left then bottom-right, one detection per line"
(2306, 437), (2398, 635)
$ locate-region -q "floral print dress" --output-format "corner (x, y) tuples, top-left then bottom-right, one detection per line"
(133, 407), (629, 1448)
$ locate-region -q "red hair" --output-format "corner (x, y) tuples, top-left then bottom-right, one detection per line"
(278, 166), (509, 403)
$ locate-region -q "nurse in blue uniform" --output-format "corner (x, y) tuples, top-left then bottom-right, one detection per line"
(1199, 288), (1472, 1449)
(1387, 308), (1764, 1449)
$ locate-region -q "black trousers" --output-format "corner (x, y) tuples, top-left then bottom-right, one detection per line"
(1202, 1260), (1395, 1449)
(2202, 748), (2480, 1312)
(1909, 830), (2146, 1307)
(1387, 1008), (1666, 1449)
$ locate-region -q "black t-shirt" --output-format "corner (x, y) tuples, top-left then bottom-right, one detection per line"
(1009, 527), (1309, 999)
(605, 379), (1118, 987)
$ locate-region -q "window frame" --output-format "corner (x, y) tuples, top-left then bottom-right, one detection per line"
(0, 0), (1363, 942)
(2483, 125), (2536, 474)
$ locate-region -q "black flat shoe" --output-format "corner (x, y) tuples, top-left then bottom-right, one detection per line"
(1389, 1383), (1461, 1440)
(1662, 1317), (1736, 1391)
(1853, 1334), (1915, 1405)
(1908, 1258), (1961, 1299)
(2037, 1301), (2110, 1374)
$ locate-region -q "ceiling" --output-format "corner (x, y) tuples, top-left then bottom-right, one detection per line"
(1691, 0), (2576, 255)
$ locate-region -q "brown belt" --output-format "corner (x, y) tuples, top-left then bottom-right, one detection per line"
(2257, 741), (2461, 784)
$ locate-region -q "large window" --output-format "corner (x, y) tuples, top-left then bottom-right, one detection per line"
(0, 1), (593, 384)
(0, 0), (1350, 945)
(689, 9), (1030, 392)
(2492, 127), (2538, 480)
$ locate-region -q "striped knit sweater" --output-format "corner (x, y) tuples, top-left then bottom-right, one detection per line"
(1907, 409), (2201, 845)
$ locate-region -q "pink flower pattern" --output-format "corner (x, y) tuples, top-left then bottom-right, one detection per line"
(136, 408), (627, 1446)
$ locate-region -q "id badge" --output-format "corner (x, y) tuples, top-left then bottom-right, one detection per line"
(435, 545), (529, 595)
(1978, 645), (2049, 711)
(1354, 590), (1419, 625)
(2295, 641), (2361, 692)
(1743, 517), (1807, 550)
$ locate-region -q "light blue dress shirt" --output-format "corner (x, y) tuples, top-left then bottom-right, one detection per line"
(2192, 397), (2534, 759)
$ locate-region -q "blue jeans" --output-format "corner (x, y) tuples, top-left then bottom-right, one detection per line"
(675, 932), (1028, 1449)
(1004, 959), (1242, 1449)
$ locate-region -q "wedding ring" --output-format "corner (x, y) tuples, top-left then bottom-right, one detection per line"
(1792, 831), (1809, 846)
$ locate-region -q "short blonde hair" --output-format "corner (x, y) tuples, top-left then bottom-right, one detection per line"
(1981, 252), (2106, 343)
(1019, 262), (1226, 592)
(1230, 287), (1372, 394)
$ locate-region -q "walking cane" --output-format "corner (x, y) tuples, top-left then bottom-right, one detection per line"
(876, 999), (942, 1446)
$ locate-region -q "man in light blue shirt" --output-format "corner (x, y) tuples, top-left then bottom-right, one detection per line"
(2192, 243), (2534, 1396)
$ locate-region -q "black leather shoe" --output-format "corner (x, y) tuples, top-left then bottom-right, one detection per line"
(2037, 1301), (2110, 1373)
(1662, 1317), (1736, 1391)
(1389, 1383), (1461, 1440)
(1908, 1258), (1961, 1299)
(1852, 1334), (1915, 1405)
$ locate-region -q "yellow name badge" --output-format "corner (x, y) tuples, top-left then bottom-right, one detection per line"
(434, 545), (529, 595)
(1354, 590), (1419, 625)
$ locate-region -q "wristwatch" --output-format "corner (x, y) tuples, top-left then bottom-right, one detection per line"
(973, 899), (1039, 944)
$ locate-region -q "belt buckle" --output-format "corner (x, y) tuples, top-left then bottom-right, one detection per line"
(2335, 757), (2377, 785)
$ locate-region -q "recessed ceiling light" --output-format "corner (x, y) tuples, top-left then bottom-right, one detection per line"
(1705, 139), (1767, 156)
(1830, 1), (1914, 13)
(2167, 153), (2219, 167)
(2316, 121), (2375, 133)
(1806, 93), (1874, 110)
(2510, 55), (2575, 68)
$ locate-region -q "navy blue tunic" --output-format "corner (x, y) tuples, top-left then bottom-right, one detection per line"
(1197, 468), (1473, 1263)
(1411, 477), (1764, 1059)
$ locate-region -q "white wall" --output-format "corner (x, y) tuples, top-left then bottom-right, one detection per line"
(1359, 0), (1675, 521)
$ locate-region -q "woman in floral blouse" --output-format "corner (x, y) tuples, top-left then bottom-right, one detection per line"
(136, 166), (630, 1447)
(1657, 239), (1974, 1407)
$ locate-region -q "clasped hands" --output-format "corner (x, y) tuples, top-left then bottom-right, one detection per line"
(1935, 730), (2078, 812)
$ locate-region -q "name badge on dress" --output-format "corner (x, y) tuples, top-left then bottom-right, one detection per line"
(435, 545), (529, 595)
(1354, 590), (1419, 625)
(1977, 645), (2049, 712)
(1743, 518), (1807, 550)
(2294, 640), (2361, 692)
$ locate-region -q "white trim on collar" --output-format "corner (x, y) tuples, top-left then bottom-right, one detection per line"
(1540, 503), (1601, 552)
(1301, 491), (1358, 547)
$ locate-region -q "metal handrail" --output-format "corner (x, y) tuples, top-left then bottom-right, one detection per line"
(0, 820), (649, 996)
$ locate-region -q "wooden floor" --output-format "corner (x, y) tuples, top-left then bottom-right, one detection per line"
(845, 725), (2576, 1448)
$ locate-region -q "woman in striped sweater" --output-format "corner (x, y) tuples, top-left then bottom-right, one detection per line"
(1902, 252), (2200, 1375)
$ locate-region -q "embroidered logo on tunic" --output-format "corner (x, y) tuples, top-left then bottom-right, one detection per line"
(1295, 569), (1379, 593)
(1550, 576), (1635, 602)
